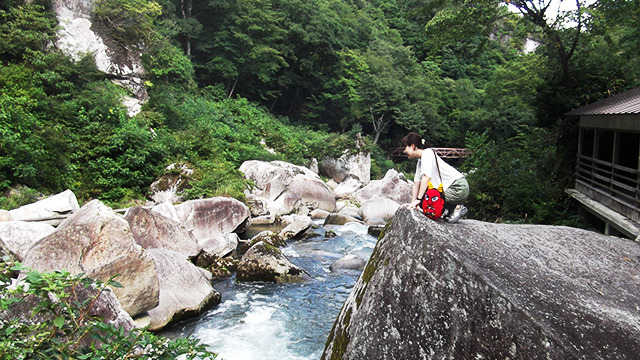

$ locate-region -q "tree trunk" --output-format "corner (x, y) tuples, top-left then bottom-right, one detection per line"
(181, 0), (193, 56)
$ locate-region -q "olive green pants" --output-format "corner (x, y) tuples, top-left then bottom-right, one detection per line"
(444, 177), (469, 206)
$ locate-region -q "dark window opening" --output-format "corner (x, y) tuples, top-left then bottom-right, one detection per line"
(581, 128), (595, 157)
(597, 130), (614, 162)
(617, 132), (639, 170)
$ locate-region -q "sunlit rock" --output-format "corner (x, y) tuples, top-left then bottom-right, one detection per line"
(353, 169), (412, 205)
(124, 207), (202, 260)
(236, 241), (310, 283)
(8, 189), (79, 226)
(146, 249), (221, 330)
(323, 208), (640, 359)
(21, 200), (159, 318)
(0, 221), (56, 261)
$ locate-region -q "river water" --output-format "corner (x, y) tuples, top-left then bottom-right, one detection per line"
(163, 221), (378, 360)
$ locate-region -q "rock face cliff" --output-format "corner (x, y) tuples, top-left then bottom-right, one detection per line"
(323, 208), (640, 359)
(53, 0), (147, 116)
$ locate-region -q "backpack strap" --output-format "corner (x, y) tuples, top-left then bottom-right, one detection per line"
(432, 149), (444, 196)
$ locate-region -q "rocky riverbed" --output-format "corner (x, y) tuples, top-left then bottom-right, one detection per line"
(0, 158), (407, 334)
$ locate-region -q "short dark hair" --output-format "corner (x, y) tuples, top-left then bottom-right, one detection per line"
(401, 132), (428, 149)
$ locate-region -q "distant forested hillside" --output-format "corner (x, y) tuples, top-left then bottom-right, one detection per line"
(1, 0), (638, 224)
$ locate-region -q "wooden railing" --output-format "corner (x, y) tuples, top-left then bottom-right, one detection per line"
(391, 147), (471, 159)
(575, 155), (640, 219)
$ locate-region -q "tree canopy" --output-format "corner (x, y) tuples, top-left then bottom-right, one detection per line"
(1, 0), (638, 225)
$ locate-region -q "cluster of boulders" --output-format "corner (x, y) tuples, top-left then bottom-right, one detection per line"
(1, 152), (413, 332)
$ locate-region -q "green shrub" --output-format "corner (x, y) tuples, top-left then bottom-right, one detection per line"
(0, 258), (217, 359)
(93, 0), (162, 47)
(461, 130), (571, 224)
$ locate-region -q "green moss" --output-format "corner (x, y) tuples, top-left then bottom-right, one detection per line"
(322, 307), (353, 360)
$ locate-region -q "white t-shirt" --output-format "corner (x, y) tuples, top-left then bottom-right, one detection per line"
(415, 149), (463, 191)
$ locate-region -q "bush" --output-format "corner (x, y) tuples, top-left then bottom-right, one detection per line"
(461, 129), (572, 224)
(0, 258), (217, 359)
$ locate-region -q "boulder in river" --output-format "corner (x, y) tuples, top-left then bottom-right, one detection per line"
(0, 221), (56, 261)
(146, 249), (221, 330)
(330, 254), (367, 272)
(279, 214), (313, 240)
(236, 241), (310, 283)
(195, 233), (240, 268)
(240, 160), (336, 215)
(324, 213), (363, 226)
(353, 169), (412, 205)
(21, 200), (159, 318)
(124, 207), (202, 260)
(322, 208), (640, 360)
(173, 197), (251, 241)
(358, 198), (400, 222)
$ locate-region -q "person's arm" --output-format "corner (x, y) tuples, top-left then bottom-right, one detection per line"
(407, 175), (430, 209)
(404, 181), (421, 209)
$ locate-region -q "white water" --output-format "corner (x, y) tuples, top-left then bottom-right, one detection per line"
(163, 222), (378, 360)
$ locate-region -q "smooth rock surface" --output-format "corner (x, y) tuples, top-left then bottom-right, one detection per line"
(173, 198), (251, 241)
(196, 233), (240, 267)
(21, 200), (159, 317)
(124, 207), (202, 260)
(146, 249), (221, 330)
(359, 198), (400, 222)
(320, 151), (371, 185)
(323, 208), (640, 360)
(353, 169), (412, 205)
(240, 160), (335, 214)
(8, 189), (79, 225)
(279, 215), (313, 240)
(330, 254), (367, 272)
(323, 213), (362, 226)
(0, 221), (56, 261)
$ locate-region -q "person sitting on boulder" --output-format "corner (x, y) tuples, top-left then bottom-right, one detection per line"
(401, 132), (469, 223)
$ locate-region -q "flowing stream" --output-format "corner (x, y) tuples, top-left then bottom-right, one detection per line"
(162, 221), (378, 360)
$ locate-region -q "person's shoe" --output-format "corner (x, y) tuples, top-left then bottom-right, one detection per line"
(448, 205), (468, 223)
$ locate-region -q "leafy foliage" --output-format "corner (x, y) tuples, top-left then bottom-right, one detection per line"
(2, 0), (638, 226)
(0, 258), (217, 359)
(93, 0), (162, 47)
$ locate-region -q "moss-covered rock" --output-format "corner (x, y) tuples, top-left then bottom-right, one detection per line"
(236, 241), (310, 283)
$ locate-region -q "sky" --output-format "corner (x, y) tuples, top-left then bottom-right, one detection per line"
(508, 0), (598, 27)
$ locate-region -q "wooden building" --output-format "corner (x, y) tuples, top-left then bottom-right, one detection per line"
(566, 86), (640, 240)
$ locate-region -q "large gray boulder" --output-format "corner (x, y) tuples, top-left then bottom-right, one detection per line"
(195, 233), (240, 267)
(173, 198), (251, 241)
(240, 160), (336, 214)
(279, 215), (313, 240)
(333, 176), (364, 198)
(353, 169), (412, 205)
(0, 221), (56, 261)
(124, 207), (202, 260)
(323, 208), (640, 360)
(320, 151), (371, 185)
(21, 200), (159, 318)
(146, 249), (221, 330)
(236, 241), (310, 283)
(8, 189), (79, 226)
(358, 198), (400, 222)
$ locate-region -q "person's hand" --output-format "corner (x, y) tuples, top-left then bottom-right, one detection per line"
(404, 199), (420, 210)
